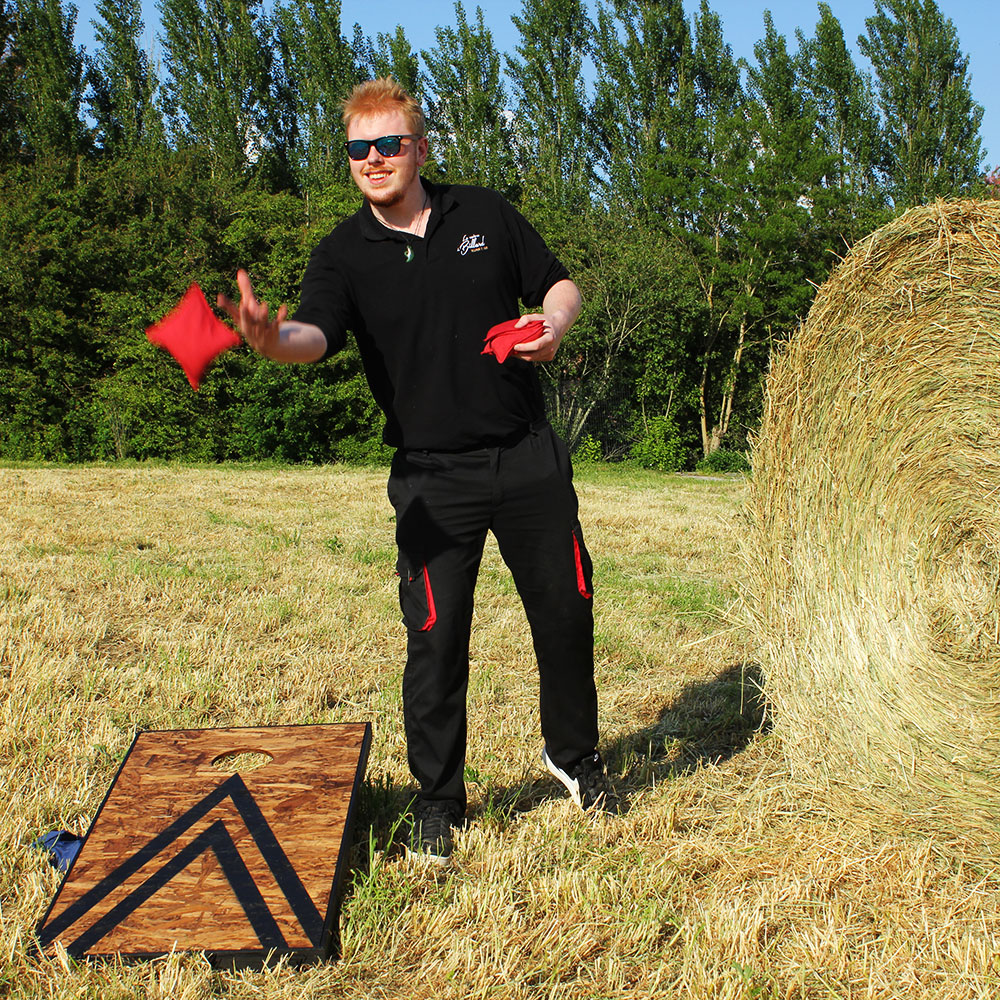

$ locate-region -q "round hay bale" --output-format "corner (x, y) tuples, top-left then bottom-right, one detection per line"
(742, 199), (1000, 836)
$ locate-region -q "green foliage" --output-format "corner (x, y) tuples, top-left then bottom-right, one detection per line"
(354, 24), (424, 102)
(591, 0), (692, 216)
(86, 0), (164, 154)
(158, 0), (276, 175)
(10, 0), (86, 161)
(0, 2), (23, 163)
(0, 0), (991, 465)
(859, 0), (985, 206)
(630, 414), (688, 472)
(695, 448), (750, 475)
(572, 434), (602, 463)
(274, 0), (356, 190)
(224, 347), (390, 464)
(423, 2), (519, 200)
(506, 0), (591, 214)
(0, 151), (379, 463)
(796, 2), (884, 208)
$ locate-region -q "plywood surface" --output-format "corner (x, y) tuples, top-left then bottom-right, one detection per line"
(37, 724), (371, 963)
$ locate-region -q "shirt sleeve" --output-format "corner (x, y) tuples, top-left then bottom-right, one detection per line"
(498, 196), (571, 309)
(290, 233), (355, 361)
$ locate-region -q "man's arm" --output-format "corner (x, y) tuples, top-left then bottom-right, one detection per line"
(511, 278), (582, 363)
(218, 269), (328, 363)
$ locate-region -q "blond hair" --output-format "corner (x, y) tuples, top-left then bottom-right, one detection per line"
(342, 77), (426, 135)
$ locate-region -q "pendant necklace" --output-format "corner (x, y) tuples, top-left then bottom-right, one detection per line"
(400, 190), (430, 264)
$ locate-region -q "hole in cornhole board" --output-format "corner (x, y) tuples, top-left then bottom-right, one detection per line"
(35, 723), (371, 969)
(211, 750), (274, 774)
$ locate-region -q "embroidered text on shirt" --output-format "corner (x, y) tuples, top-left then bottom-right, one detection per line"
(458, 234), (488, 255)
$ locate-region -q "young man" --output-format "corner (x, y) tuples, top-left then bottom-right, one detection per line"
(220, 78), (618, 866)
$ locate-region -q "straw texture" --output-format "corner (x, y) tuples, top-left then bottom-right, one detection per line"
(742, 199), (1000, 835)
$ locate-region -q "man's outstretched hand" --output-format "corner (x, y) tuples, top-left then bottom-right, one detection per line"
(217, 269), (287, 358)
(217, 270), (326, 364)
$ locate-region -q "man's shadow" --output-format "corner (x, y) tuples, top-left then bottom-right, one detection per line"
(463, 661), (768, 821)
(605, 661), (769, 791)
(349, 661), (768, 864)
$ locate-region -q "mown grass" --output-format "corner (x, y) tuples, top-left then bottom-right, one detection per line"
(2, 464), (998, 999)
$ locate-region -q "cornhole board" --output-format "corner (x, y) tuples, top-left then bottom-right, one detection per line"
(36, 723), (371, 968)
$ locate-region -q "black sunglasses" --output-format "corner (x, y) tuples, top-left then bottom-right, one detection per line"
(344, 134), (421, 160)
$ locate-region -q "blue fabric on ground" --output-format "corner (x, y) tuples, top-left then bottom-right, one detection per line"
(33, 830), (83, 872)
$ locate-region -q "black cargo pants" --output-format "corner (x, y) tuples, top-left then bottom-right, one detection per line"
(386, 421), (599, 812)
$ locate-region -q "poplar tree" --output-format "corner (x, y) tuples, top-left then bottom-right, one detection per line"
(158, 0), (275, 174)
(11, 0), (85, 161)
(86, 0), (163, 154)
(506, 0), (591, 214)
(661, 0), (751, 456)
(422, 2), (517, 198)
(590, 0), (692, 217)
(859, 0), (984, 206)
(354, 24), (424, 101)
(795, 2), (882, 200)
(274, 0), (355, 186)
(713, 12), (833, 453)
(1, 1), (22, 162)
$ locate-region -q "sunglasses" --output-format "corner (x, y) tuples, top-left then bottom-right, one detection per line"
(344, 134), (421, 160)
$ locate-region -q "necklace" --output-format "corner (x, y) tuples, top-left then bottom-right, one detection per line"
(378, 191), (431, 237)
(376, 190), (430, 263)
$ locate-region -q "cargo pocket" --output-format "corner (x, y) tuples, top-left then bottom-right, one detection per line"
(397, 557), (438, 631)
(571, 526), (593, 599)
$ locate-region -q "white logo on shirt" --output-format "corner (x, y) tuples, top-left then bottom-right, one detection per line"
(458, 234), (488, 255)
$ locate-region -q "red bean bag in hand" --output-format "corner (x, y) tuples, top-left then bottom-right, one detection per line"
(146, 283), (241, 390)
(481, 318), (545, 364)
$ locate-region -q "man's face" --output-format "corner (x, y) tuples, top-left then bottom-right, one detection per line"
(347, 110), (428, 208)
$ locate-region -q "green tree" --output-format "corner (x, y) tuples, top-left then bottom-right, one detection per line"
(710, 11), (834, 454)
(274, 0), (356, 189)
(506, 0), (591, 213)
(1, 1), (22, 162)
(590, 0), (692, 216)
(10, 0), (85, 161)
(86, 0), (164, 154)
(795, 2), (882, 203)
(422, 1), (518, 198)
(158, 0), (275, 175)
(534, 210), (698, 459)
(859, 0), (985, 206)
(353, 23), (423, 100)
(654, 2), (750, 456)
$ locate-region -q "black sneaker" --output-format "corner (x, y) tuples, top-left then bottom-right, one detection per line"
(405, 800), (462, 866)
(542, 748), (621, 815)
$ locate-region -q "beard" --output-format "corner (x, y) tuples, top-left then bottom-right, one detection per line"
(365, 184), (407, 208)
(360, 157), (420, 209)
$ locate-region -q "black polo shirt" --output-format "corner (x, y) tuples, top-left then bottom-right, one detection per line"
(292, 180), (570, 452)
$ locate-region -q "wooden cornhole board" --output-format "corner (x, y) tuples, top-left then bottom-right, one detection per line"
(36, 723), (371, 967)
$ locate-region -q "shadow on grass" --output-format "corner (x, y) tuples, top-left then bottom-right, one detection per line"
(461, 661), (769, 823)
(607, 662), (769, 797)
(346, 661), (768, 871)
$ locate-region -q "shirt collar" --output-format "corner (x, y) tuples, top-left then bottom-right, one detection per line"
(358, 178), (455, 242)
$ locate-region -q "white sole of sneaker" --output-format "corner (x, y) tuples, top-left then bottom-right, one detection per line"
(404, 845), (454, 868)
(541, 748), (583, 808)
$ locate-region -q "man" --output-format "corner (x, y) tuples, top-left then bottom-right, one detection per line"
(220, 78), (618, 866)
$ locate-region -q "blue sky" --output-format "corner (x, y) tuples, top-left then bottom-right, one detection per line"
(72, 0), (999, 167)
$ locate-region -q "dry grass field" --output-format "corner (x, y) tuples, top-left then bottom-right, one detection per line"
(2, 463), (998, 999)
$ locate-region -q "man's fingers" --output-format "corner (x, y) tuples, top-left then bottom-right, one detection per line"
(236, 268), (255, 303)
(513, 329), (553, 352)
(217, 293), (240, 326)
(221, 271), (288, 356)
